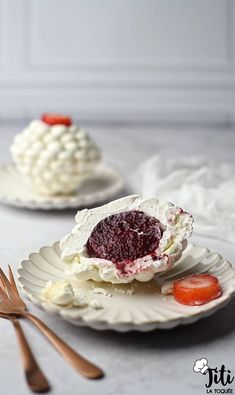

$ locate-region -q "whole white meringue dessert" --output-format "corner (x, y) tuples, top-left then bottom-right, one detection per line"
(10, 114), (101, 196)
(60, 194), (193, 284)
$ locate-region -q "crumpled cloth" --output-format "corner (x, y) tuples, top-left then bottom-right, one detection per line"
(133, 155), (235, 243)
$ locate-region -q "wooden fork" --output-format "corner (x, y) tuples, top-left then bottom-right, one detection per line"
(0, 266), (103, 380)
(0, 312), (50, 393)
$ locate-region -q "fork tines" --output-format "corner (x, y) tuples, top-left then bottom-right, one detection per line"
(0, 266), (19, 298)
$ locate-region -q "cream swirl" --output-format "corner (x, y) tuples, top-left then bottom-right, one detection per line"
(10, 120), (101, 196)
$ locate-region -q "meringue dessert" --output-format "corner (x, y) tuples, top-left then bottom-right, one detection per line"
(10, 113), (101, 196)
(60, 194), (193, 284)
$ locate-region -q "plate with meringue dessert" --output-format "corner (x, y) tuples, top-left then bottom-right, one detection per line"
(0, 113), (124, 209)
(18, 195), (235, 331)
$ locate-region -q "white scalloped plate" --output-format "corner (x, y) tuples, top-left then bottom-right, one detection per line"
(17, 242), (235, 332)
(0, 164), (124, 210)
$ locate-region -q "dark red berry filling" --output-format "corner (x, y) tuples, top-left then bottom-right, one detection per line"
(86, 210), (163, 264)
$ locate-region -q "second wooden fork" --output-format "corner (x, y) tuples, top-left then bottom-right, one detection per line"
(0, 312), (50, 393)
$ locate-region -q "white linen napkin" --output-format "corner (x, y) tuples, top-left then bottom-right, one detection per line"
(133, 155), (235, 243)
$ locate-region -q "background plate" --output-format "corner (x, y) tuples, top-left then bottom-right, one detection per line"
(18, 242), (235, 332)
(0, 163), (124, 210)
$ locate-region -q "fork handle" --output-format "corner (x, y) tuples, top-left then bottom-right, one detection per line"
(24, 312), (103, 379)
(11, 317), (50, 393)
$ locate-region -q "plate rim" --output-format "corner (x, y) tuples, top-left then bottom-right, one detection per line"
(17, 241), (235, 332)
(0, 163), (125, 210)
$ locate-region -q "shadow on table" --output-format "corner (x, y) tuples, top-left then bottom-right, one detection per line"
(53, 296), (235, 351)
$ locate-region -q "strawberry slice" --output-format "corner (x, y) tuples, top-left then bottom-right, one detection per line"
(173, 274), (222, 306)
(42, 113), (72, 127)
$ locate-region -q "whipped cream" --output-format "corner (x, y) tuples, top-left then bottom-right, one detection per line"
(41, 280), (75, 305)
(161, 281), (174, 295)
(10, 120), (101, 196)
(60, 195), (193, 284)
(41, 280), (104, 309)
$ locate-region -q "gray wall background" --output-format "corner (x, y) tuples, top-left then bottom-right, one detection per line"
(0, 0), (234, 125)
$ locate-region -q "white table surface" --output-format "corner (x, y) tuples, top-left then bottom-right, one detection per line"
(0, 125), (235, 395)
